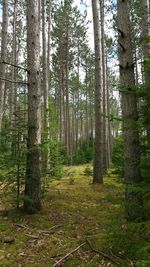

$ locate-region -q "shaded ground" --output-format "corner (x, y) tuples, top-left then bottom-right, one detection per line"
(0, 165), (150, 267)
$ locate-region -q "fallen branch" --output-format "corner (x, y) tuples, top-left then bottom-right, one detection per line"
(25, 234), (39, 239)
(52, 242), (86, 267)
(14, 223), (30, 230)
(39, 224), (62, 234)
(86, 239), (119, 266)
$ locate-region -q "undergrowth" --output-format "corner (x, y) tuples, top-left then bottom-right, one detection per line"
(0, 165), (149, 267)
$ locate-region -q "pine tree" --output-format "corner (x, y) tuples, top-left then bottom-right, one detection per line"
(24, 0), (41, 213)
(92, 0), (103, 183)
(117, 0), (143, 221)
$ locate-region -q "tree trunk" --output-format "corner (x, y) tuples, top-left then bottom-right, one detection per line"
(92, 0), (103, 184)
(24, 0), (41, 213)
(42, 0), (49, 174)
(10, 0), (17, 133)
(141, 0), (150, 147)
(100, 0), (108, 173)
(0, 0), (8, 132)
(117, 0), (143, 221)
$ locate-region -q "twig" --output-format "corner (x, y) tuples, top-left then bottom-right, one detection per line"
(39, 224), (62, 234)
(52, 242), (86, 267)
(0, 61), (28, 72)
(25, 234), (39, 239)
(109, 249), (133, 265)
(14, 223), (29, 230)
(0, 77), (28, 85)
(86, 239), (119, 266)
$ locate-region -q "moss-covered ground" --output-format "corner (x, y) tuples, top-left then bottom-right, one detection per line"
(0, 165), (150, 267)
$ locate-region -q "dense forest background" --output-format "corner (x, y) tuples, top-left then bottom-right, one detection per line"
(0, 0), (150, 266)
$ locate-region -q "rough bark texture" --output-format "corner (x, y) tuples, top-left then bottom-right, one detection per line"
(117, 0), (143, 221)
(10, 0), (17, 130)
(42, 0), (49, 174)
(100, 0), (108, 173)
(141, 0), (150, 146)
(0, 0), (8, 132)
(24, 0), (41, 213)
(92, 0), (103, 184)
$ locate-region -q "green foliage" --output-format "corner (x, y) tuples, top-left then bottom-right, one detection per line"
(0, 116), (11, 153)
(83, 165), (93, 176)
(71, 139), (94, 165)
(48, 140), (64, 179)
(68, 177), (75, 185)
(105, 220), (150, 267)
(112, 136), (124, 176)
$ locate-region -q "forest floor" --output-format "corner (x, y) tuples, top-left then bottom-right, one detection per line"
(0, 165), (150, 267)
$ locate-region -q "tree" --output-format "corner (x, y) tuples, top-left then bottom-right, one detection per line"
(92, 0), (103, 183)
(117, 0), (143, 221)
(42, 0), (49, 174)
(24, 0), (41, 213)
(0, 0), (9, 132)
(141, 0), (150, 147)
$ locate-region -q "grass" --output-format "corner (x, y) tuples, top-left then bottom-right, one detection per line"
(0, 165), (150, 267)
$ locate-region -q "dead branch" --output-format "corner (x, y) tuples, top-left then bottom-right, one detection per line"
(86, 239), (119, 266)
(39, 224), (62, 234)
(0, 77), (28, 85)
(14, 223), (29, 230)
(25, 234), (39, 239)
(0, 61), (28, 72)
(52, 242), (86, 267)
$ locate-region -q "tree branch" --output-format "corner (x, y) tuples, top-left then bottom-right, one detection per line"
(0, 77), (28, 85)
(86, 238), (119, 266)
(52, 242), (86, 267)
(0, 61), (28, 72)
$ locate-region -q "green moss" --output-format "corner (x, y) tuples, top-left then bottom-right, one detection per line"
(0, 165), (149, 266)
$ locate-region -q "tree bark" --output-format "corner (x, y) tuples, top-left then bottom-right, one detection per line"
(117, 0), (143, 221)
(100, 0), (108, 173)
(0, 0), (8, 132)
(92, 0), (103, 184)
(24, 0), (41, 213)
(10, 0), (17, 132)
(141, 0), (150, 147)
(42, 0), (49, 174)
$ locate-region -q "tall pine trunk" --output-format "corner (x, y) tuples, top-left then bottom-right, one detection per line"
(42, 0), (49, 174)
(0, 0), (8, 132)
(141, 0), (150, 147)
(92, 0), (103, 184)
(24, 0), (41, 213)
(117, 0), (143, 221)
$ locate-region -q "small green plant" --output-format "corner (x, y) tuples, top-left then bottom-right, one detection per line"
(84, 165), (93, 176)
(112, 136), (124, 177)
(68, 177), (75, 185)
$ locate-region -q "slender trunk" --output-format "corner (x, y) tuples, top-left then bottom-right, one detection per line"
(100, 0), (107, 172)
(106, 60), (112, 167)
(47, 0), (51, 86)
(92, 0), (103, 184)
(10, 0), (17, 148)
(0, 0), (8, 132)
(141, 0), (150, 146)
(42, 0), (49, 174)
